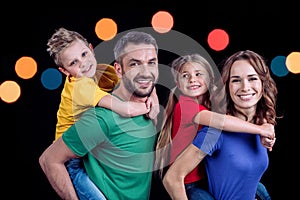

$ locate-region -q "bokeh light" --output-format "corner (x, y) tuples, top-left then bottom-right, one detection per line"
(0, 80), (21, 103)
(286, 52), (300, 74)
(151, 11), (173, 33)
(95, 18), (118, 41)
(2, 12), (299, 105)
(270, 56), (289, 77)
(207, 29), (229, 51)
(41, 68), (62, 90)
(15, 56), (37, 79)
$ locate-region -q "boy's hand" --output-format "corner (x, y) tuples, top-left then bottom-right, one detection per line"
(146, 87), (160, 125)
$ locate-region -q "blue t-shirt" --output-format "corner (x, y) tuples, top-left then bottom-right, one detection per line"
(192, 126), (268, 200)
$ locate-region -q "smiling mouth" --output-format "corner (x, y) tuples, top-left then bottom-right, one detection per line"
(238, 93), (255, 100)
(136, 79), (153, 88)
(82, 65), (92, 73)
(189, 85), (201, 90)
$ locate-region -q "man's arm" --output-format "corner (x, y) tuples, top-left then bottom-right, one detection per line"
(39, 137), (79, 200)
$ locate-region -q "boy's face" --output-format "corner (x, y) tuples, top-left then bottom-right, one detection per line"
(59, 39), (97, 78)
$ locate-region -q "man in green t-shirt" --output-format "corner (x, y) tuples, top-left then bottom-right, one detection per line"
(39, 31), (159, 200)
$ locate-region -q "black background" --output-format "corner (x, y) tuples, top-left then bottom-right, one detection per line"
(2, 2), (299, 199)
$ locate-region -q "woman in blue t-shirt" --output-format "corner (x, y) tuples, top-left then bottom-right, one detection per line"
(163, 50), (277, 200)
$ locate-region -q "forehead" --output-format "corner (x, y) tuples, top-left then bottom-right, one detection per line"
(181, 62), (208, 72)
(230, 60), (257, 76)
(122, 43), (157, 59)
(60, 40), (87, 58)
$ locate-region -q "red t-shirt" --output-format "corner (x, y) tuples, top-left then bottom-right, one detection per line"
(170, 95), (208, 184)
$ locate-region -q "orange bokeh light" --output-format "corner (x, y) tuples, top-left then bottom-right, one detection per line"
(286, 52), (300, 74)
(152, 11), (173, 33)
(0, 80), (21, 103)
(95, 18), (117, 41)
(15, 56), (37, 79)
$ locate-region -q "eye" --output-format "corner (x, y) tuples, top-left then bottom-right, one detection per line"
(148, 61), (157, 66)
(82, 51), (88, 57)
(129, 62), (140, 67)
(69, 60), (77, 67)
(181, 73), (189, 79)
(231, 78), (240, 83)
(196, 72), (203, 77)
(249, 77), (259, 81)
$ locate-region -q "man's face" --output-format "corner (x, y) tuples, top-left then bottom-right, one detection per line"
(117, 43), (159, 97)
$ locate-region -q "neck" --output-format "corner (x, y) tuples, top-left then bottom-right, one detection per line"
(234, 106), (256, 122)
(112, 85), (147, 103)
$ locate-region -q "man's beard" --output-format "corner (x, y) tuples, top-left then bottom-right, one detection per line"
(122, 75), (155, 98)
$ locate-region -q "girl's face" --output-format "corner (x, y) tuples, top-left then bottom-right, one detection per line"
(176, 62), (209, 98)
(229, 60), (262, 114)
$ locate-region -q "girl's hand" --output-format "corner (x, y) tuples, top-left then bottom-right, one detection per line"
(260, 136), (276, 151)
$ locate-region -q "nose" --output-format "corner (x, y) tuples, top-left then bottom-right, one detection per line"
(241, 80), (251, 91)
(189, 74), (196, 83)
(139, 64), (151, 74)
(79, 60), (87, 69)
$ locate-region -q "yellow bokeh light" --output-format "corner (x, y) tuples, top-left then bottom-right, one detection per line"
(0, 80), (21, 103)
(95, 18), (117, 41)
(15, 56), (37, 79)
(286, 52), (300, 74)
(151, 11), (174, 33)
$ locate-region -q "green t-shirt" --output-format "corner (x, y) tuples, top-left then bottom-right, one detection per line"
(63, 107), (156, 200)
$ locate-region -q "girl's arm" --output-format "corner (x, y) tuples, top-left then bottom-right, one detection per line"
(98, 94), (150, 117)
(163, 144), (207, 200)
(193, 110), (275, 139)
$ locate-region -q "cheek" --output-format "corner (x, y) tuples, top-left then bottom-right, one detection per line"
(152, 68), (159, 80)
(253, 81), (263, 92)
(229, 84), (236, 95)
(177, 78), (187, 88)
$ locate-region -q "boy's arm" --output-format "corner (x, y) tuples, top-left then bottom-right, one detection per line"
(98, 94), (150, 117)
(193, 110), (275, 139)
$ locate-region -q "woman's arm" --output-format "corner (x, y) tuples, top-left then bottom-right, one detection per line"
(163, 144), (207, 200)
(193, 110), (275, 139)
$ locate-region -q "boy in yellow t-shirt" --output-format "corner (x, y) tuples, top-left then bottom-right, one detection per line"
(47, 27), (159, 199)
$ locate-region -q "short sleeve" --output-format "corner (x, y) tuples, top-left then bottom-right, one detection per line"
(192, 126), (222, 155)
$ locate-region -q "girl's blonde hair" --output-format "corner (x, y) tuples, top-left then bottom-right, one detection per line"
(154, 53), (218, 178)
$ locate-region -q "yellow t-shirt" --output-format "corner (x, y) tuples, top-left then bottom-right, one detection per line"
(54, 64), (119, 140)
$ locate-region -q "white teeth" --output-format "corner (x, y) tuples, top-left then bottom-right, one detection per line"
(137, 80), (150, 83)
(239, 94), (252, 99)
(190, 85), (200, 89)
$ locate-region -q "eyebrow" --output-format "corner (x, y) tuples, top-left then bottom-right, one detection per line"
(128, 57), (157, 63)
(230, 74), (258, 78)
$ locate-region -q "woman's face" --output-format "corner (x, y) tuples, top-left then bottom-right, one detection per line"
(229, 60), (262, 114)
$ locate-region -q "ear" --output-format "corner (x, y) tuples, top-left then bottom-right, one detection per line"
(89, 43), (94, 54)
(58, 67), (70, 76)
(114, 62), (123, 78)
